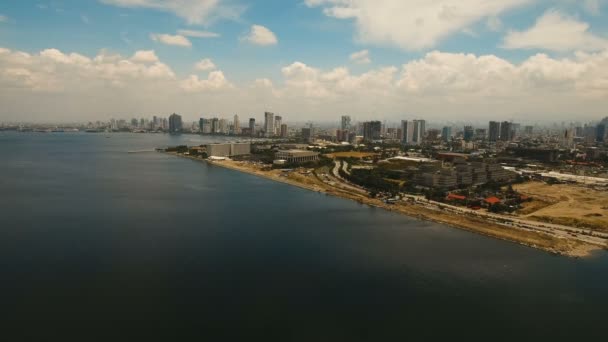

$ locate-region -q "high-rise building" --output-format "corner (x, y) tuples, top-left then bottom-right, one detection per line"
(597, 124), (607, 143)
(233, 115), (240, 135)
(401, 120), (414, 145)
(280, 124), (288, 138)
(500, 121), (513, 142)
(489, 121), (501, 142)
(341, 115), (351, 131)
(441, 126), (452, 142)
(168, 113), (182, 134)
(475, 128), (487, 141)
(301, 128), (312, 142)
(363, 121), (382, 142)
(249, 118), (255, 137)
(412, 120), (425, 145)
(219, 119), (228, 134)
(464, 126), (474, 142)
(131, 118), (138, 128)
(524, 126), (534, 135)
(211, 118), (219, 134)
(264, 112), (274, 137)
(199, 118), (205, 133)
(274, 116), (282, 135)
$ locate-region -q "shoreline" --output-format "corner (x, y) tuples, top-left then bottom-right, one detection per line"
(168, 152), (603, 258)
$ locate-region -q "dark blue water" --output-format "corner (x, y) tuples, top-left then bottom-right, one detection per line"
(1, 132), (607, 340)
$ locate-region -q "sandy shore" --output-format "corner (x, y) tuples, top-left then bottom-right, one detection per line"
(169, 153), (602, 258)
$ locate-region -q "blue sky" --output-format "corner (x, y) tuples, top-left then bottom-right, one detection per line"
(1, 0), (607, 122)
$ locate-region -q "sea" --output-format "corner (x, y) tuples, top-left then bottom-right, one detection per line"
(0, 131), (606, 340)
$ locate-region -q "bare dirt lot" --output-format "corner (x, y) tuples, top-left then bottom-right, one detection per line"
(514, 181), (608, 232)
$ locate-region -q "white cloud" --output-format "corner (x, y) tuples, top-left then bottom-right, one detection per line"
(503, 10), (608, 52)
(130, 50), (159, 63)
(180, 71), (233, 92)
(583, 0), (601, 15)
(99, 0), (243, 25)
(305, 0), (531, 50)
(195, 58), (216, 71)
(177, 29), (220, 38)
(150, 33), (192, 47)
(486, 16), (503, 32)
(0, 14), (8, 22)
(81, 14), (90, 24)
(242, 25), (278, 46)
(350, 49), (371, 64)
(2, 46), (608, 122)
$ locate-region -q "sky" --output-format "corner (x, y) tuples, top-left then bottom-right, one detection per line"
(0, 0), (607, 123)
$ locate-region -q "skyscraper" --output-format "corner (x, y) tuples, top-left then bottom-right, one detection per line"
(363, 121), (382, 142)
(264, 112), (274, 137)
(412, 120), (425, 145)
(280, 124), (288, 138)
(442, 126), (452, 142)
(597, 124), (607, 143)
(464, 126), (474, 142)
(249, 118), (255, 137)
(500, 121), (513, 142)
(401, 120), (414, 145)
(274, 116), (282, 135)
(341, 115), (351, 131)
(233, 115), (240, 135)
(211, 118), (219, 134)
(168, 113), (182, 134)
(489, 121), (501, 142)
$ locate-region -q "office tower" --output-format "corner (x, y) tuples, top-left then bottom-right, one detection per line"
(524, 126), (534, 135)
(489, 121), (501, 142)
(219, 119), (228, 134)
(401, 120), (414, 145)
(475, 128), (487, 140)
(280, 124), (288, 138)
(233, 115), (240, 135)
(249, 118), (255, 136)
(597, 124), (607, 143)
(500, 121), (513, 142)
(442, 126), (452, 142)
(131, 118), (138, 128)
(341, 115), (351, 131)
(211, 118), (219, 134)
(140, 118), (145, 128)
(301, 128), (312, 142)
(168, 113), (182, 133)
(198, 118), (207, 133)
(412, 119), (425, 145)
(264, 112), (274, 137)
(363, 121), (382, 142)
(274, 116), (282, 135)
(464, 126), (474, 142)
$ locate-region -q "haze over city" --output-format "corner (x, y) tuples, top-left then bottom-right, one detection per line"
(1, 0), (608, 123)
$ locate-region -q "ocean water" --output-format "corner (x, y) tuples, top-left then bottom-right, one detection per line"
(1, 132), (606, 340)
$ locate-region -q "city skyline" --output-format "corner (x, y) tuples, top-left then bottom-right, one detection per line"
(1, 1), (608, 122)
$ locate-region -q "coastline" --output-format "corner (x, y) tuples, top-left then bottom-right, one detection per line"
(169, 152), (602, 258)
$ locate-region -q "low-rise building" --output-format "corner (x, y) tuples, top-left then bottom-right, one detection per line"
(206, 142), (251, 157)
(275, 150), (320, 164)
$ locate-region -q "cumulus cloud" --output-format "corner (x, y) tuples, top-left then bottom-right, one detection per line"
(503, 10), (608, 52)
(130, 50), (159, 63)
(150, 33), (192, 47)
(177, 29), (220, 38)
(350, 49), (371, 64)
(180, 71), (233, 92)
(0, 47), (175, 93)
(242, 25), (278, 46)
(99, 0), (243, 25)
(1, 46), (608, 122)
(583, 0), (601, 15)
(305, 0), (531, 50)
(195, 58), (216, 71)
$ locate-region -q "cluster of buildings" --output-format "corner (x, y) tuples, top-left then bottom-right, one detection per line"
(196, 112), (289, 138)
